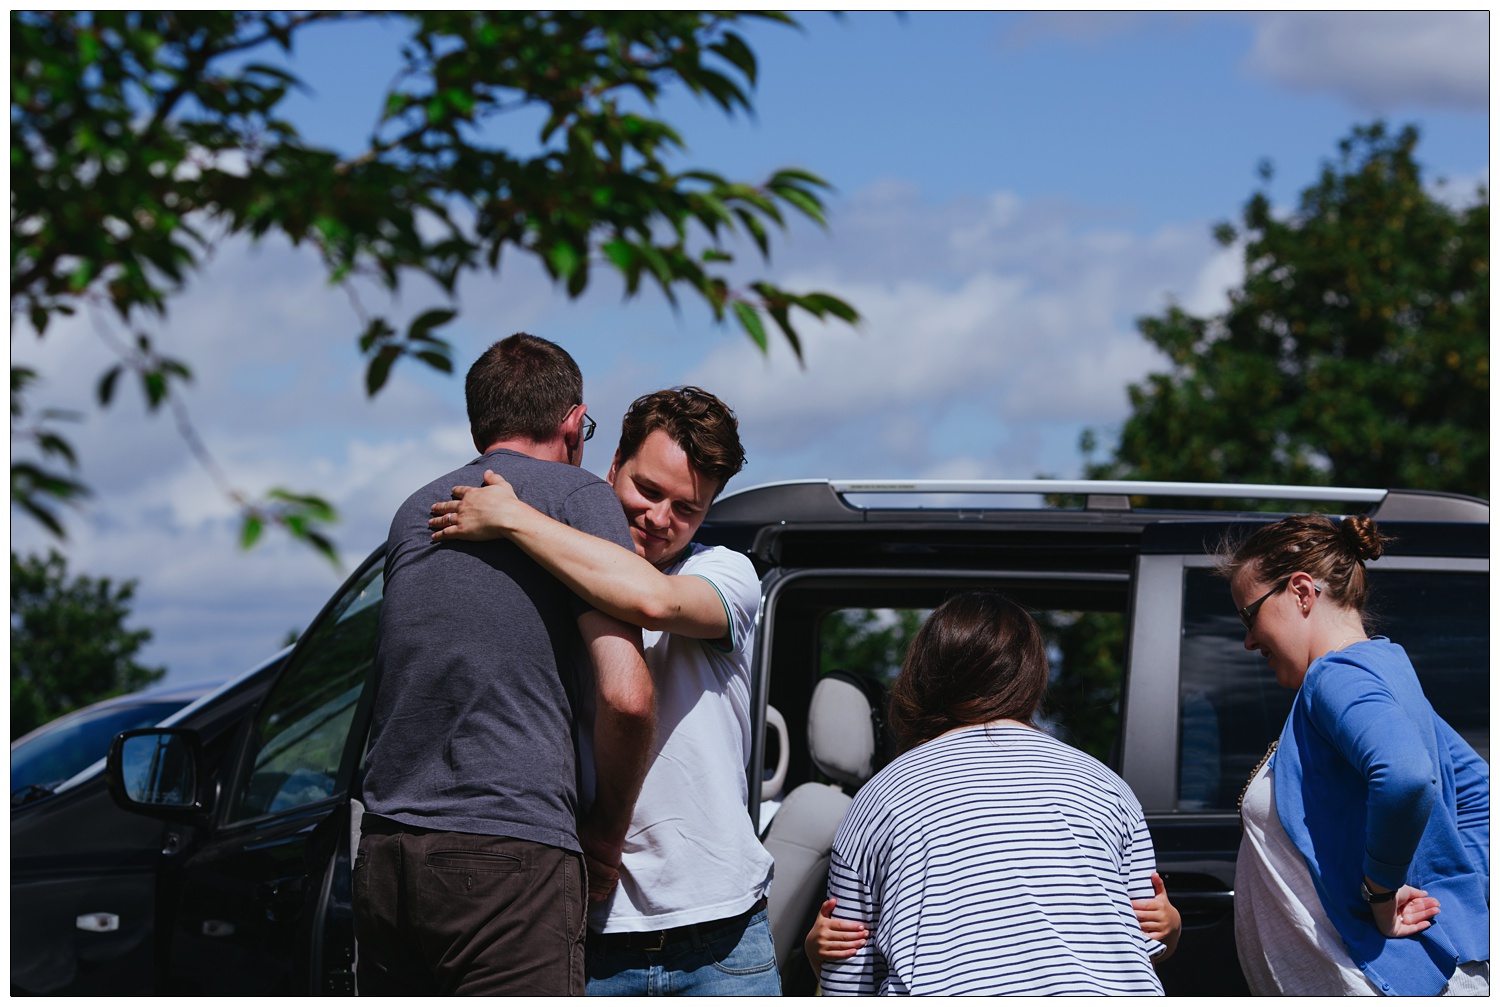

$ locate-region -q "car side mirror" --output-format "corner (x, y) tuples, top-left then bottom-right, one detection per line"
(106, 728), (206, 820)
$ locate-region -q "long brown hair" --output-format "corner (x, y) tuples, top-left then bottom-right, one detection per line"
(888, 591), (1048, 753)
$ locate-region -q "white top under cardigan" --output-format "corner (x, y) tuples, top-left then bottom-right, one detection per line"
(1235, 759), (1380, 995)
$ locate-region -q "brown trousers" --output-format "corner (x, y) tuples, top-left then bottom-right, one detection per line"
(352, 814), (586, 996)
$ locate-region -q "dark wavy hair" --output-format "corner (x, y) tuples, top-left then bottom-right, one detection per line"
(888, 591), (1049, 753)
(616, 386), (745, 498)
(465, 333), (583, 448)
(1215, 513), (1392, 614)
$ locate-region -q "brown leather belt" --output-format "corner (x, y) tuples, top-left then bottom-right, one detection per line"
(592, 896), (768, 953)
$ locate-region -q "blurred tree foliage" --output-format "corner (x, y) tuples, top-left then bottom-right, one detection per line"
(1034, 610), (1125, 767)
(11, 549), (166, 739)
(1084, 121), (1488, 504)
(819, 607), (927, 685)
(11, 12), (857, 558)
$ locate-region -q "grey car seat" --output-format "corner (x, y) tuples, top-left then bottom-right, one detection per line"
(763, 670), (886, 985)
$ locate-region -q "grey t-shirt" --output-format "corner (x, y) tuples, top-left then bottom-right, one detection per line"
(362, 449), (634, 852)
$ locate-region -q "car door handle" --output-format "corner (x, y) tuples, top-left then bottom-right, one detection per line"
(255, 875), (308, 922)
(1172, 889), (1235, 927)
(255, 876), (307, 904)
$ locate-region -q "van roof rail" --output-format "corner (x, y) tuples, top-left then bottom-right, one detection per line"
(706, 479), (1487, 524)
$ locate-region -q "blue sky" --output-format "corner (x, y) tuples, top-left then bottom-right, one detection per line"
(11, 12), (1490, 688)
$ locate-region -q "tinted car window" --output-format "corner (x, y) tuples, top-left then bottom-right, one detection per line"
(228, 564), (384, 822)
(1364, 571), (1490, 760)
(11, 700), (189, 802)
(817, 602), (1127, 768)
(1177, 567), (1489, 811)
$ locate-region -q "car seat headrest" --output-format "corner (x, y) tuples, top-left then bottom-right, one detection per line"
(807, 670), (885, 789)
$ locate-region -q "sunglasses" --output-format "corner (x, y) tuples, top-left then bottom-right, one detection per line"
(1239, 580), (1321, 630)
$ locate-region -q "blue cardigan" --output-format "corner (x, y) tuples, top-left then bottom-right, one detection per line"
(1273, 638), (1489, 996)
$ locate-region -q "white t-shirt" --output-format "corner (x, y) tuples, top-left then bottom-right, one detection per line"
(588, 543), (775, 932)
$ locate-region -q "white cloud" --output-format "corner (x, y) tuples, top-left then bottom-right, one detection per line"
(1427, 169), (1490, 211)
(1241, 12), (1489, 111)
(1181, 242), (1245, 317)
(997, 11), (1489, 112)
(686, 184), (1232, 483)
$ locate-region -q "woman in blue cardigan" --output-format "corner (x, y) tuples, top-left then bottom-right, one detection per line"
(1222, 513), (1488, 996)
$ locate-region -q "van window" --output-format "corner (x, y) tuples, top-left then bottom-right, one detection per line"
(817, 604), (1126, 768)
(1176, 567), (1489, 811)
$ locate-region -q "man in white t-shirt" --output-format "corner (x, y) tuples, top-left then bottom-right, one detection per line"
(430, 386), (779, 995)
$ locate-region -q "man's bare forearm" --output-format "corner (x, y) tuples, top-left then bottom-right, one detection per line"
(578, 611), (655, 861)
(587, 696), (655, 850)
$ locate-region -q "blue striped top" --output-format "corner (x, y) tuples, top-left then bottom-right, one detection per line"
(820, 723), (1164, 996)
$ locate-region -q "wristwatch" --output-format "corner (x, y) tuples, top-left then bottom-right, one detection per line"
(1361, 879), (1397, 904)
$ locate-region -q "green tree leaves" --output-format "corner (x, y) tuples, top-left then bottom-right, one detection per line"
(820, 608), (928, 684)
(1086, 122), (1488, 504)
(11, 367), (88, 536)
(11, 11), (860, 556)
(11, 550), (166, 739)
(238, 490), (339, 567)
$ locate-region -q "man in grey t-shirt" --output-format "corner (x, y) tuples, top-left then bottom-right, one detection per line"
(354, 334), (656, 996)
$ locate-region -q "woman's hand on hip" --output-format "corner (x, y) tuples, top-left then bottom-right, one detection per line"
(1370, 883), (1440, 938)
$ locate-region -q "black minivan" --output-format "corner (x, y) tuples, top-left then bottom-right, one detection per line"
(100, 480), (1488, 995)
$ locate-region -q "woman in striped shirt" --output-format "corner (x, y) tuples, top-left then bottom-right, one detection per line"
(814, 591), (1169, 996)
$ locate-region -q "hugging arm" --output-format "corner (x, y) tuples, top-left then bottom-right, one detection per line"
(805, 897), (869, 970)
(432, 471), (730, 640)
(575, 610), (655, 902)
(1122, 809), (1180, 960)
(1131, 872), (1181, 962)
(817, 849), (884, 995)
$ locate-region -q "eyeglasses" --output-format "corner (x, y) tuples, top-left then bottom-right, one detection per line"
(579, 410), (596, 442)
(1238, 582), (1285, 630)
(1239, 580), (1321, 630)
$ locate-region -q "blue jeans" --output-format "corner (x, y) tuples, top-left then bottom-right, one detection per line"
(586, 908), (781, 996)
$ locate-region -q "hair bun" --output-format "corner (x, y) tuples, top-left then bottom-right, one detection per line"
(1340, 515), (1387, 562)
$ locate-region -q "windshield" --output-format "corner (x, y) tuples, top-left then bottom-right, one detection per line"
(11, 699), (190, 804)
